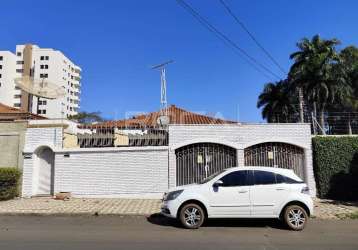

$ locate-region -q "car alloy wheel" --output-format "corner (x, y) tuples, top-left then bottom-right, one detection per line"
(180, 203), (205, 229)
(284, 205), (308, 231)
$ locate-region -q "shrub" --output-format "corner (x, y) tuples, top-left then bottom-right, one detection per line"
(312, 136), (358, 201)
(0, 168), (22, 201)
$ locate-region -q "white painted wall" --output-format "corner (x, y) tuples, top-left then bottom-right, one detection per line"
(0, 51), (19, 107)
(54, 147), (168, 198)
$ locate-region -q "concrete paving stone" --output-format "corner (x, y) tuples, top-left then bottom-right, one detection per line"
(0, 197), (357, 219)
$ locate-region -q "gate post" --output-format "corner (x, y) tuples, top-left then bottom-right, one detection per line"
(303, 148), (317, 196)
(237, 149), (245, 167)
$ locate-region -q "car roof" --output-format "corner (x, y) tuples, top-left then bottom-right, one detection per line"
(226, 166), (299, 178)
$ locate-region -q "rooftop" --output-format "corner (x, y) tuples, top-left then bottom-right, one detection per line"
(0, 103), (46, 121)
(82, 105), (237, 129)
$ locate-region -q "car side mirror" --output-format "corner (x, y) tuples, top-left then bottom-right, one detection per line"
(213, 180), (223, 187)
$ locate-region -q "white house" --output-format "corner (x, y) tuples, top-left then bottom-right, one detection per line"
(20, 106), (316, 198)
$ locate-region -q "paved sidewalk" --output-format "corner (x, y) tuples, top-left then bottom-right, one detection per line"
(0, 197), (357, 219)
(314, 198), (358, 219)
(0, 198), (161, 215)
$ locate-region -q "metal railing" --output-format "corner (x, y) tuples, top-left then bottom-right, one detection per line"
(77, 127), (168, 148)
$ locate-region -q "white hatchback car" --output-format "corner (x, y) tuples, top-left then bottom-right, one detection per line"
(161, 166), (313, 230)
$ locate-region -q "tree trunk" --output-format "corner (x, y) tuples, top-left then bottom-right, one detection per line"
(319, 110), (326, 135)
(348, 115), (352, 135)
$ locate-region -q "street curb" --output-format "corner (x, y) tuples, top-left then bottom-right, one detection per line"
(0, 212), (160, 217)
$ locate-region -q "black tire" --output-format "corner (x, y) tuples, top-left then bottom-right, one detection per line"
(179, 203), (205, 229)
(283, 205), (308, 231)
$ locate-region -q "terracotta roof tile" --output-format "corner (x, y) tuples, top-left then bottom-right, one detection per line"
(0, 103), (47, 121)
(83, 105), (236, 128)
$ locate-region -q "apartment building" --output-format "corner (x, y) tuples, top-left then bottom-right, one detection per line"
(0, 44), (81, 118)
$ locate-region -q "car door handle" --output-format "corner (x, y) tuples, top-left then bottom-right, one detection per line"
(238, 190), (248, 193)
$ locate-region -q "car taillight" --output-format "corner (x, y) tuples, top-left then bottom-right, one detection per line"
(301, 186), (310, 194)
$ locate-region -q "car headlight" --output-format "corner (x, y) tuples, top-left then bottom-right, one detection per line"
(164, 190), (184, 201)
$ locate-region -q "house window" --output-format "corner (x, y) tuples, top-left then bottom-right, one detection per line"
(0, 82), (2, 87)
(14, 94), (21, 98)
(40, 64), (48, 69)
(45, 56), (49, 60)
(16, 69), (23, 73)
(0, 74), (2, 78)
(14, 103), (21, 107)
(17, 52), (22, 56)
(0, 56), (3, 61)
(40, 73), (48, 78)
(0, 65), (2, 69)
(16, 61), (24, 65)
(40, 56), (44, 60)
(38, 100), (47, 105)
(38, 109), (46, 114)
(15, 86), (20, 90)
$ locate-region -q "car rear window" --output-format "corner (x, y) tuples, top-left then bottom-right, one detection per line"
(275, 173), (303, 184)
(253, 170), (276, 185)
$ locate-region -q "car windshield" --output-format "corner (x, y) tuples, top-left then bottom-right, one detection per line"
(199, 169), (226, 184)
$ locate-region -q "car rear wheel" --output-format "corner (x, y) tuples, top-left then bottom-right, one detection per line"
(179, 203), (205, 229)
(284, 205), (308, 231)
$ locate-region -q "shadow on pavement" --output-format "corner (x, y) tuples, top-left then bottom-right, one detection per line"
(146, 213), (286, 230)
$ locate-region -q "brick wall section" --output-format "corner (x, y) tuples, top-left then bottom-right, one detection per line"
(54, 147), (168, 197)
(24, 127), (63, 152)
(22, 157), (34, 196)
(168, 124), (316, 196)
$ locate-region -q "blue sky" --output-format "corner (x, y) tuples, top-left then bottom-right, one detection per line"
(1, 0), (357, 122)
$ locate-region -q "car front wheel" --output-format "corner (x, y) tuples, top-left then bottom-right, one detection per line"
(283, 205), (308, 231)
(179, 203), (205, 229)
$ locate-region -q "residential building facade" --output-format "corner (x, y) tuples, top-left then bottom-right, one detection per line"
(0, 44), (81, 118)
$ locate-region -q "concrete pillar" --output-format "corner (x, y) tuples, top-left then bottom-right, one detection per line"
(304, 148), (317, 197)
(237, 149), (245, 167)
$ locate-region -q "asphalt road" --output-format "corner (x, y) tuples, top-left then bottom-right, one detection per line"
(0, 215), (357, 250)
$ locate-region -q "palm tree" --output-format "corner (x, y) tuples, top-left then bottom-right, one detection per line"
(334, 46), (358, 133)
(257, 80), (298, 123)
(288, 35), (349, 132)
(339, 46), (358, 104)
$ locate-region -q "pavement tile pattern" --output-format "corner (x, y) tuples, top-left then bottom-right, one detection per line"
(0, 198), (161, 215)
(0, 197), (357, 219)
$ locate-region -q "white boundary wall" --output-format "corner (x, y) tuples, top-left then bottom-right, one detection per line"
(54, 147), (168, 198)
(22, 123), (316, 197)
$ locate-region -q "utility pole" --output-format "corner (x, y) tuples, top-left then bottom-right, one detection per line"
(152, 60), (174, 119)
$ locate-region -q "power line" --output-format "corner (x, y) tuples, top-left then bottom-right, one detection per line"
(176, 0), (272, 80)
(176, 0), (282, 80)
(219, 0), (287, 75)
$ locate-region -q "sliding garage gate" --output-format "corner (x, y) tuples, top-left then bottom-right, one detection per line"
(175, 143), (237, 186)
(244, 142), (305, 179)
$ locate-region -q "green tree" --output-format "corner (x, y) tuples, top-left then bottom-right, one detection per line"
(289, 35), (350, 131)
(339, 46), (358, 107)
(257, 80), (298, 123)
(68, 111), (104, 124)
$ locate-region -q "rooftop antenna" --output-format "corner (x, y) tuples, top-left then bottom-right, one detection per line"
(152, 60), (174, 126)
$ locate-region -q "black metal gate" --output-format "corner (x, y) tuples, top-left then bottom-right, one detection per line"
(244, 142), (305, 179)
(175, 143), (237, 186)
